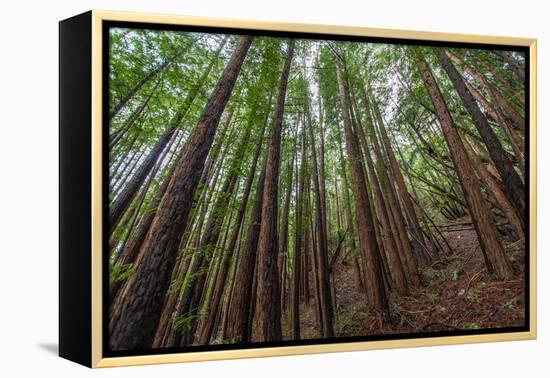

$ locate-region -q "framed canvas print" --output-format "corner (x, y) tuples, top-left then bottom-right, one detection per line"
(59, 10), (537, 368)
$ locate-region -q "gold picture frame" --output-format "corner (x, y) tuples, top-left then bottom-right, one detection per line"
(59, 9), (536, 368)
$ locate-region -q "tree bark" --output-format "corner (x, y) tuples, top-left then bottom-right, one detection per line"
(352, 99), (409, 295)
(461, 135), (524, 240)
(369, 91), (431, 266)
(174, 99), (258, 346)
(109, 131), (183, 303)
(437, 49), (525, 224)
(305, 104), (335, 337)
(278, 129), (297, 311)
(413, 49), (514, 280)
(150, 115), (234, 347)
(494, 50), (525, 84)
(365, 100), (420, 287)
(255, 40), (295, 342)
(291, 126), (307, 340)
(335, 125), (363, 291)
(196, 104), (269, 345)
(108, 36), (253, 351)
(335, 62), (388, 312)
(224, 151), (268, 343)
(109, 37), (229, 233)
(446, 51), (525, 133)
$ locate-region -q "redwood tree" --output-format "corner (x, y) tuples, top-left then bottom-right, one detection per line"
(335, 59), (388, 312)
(412, 49), (514, 280)
(109, 36), (253, 351)
(256, 39), (295, 342)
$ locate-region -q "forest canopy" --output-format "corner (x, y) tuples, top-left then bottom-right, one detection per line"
(106, 27), (527, 352)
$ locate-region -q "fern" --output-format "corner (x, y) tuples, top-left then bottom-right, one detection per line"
(110, 263), (134, 283)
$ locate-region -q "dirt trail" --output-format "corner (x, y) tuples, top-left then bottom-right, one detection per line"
(282, 219), (526, 340)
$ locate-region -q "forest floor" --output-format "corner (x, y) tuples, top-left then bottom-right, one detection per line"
(281, 217), (526, 340)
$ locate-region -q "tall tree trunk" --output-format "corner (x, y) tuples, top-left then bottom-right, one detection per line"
(151, 146), (227, 347)
(190, 206), (237, 344)
(413, 50), (514, 280)
(494, 50), (525, 84)
(279, 130), (297, 311)
(366, 100), (420, 287)
(111, 148), (145, 199)
(109, 131), (183, 303)
(461, 135), (524, 240)
(348, 99), (394, 294)
(333, 167), (343, 232)
(224, 152), (268, 343)
(110, 133), (140, 187)
(110, 78), (161, 150)
(109, 128), (175, 233)
(108, 36), (253, 351)
(472, 52), (524, 107)
(175, 100), (259, 346)
(150, 114), (236, 346)
(256, 40), (295, 342)
(335, 62), (388, 312)
(352, 99), (409, 295)
(109, 37), (229, 232)
(108, 37), (196, 120)
(196, 106), (269, 345)
(306, 185), (323, 330)
(291, 127), (307, 340)
(446, 51), (525, 133)
(303, 207), (312, 305)
(317, 97), (329, 260)
(437, 49), (525, 225)
(220, 220), (246, 338)
(460, 78), (525, 177)
(368, 89), (430, 266)
(306, 103), (335, 337)
(335, 125), (363, 291)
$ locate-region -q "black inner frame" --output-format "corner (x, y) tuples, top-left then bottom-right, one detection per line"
(102, 19), (530, 358)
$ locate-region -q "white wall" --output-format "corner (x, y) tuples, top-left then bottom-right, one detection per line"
(0, 0), (546, 376)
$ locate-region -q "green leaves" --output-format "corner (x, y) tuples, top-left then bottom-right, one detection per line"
(172, 308), (206, 332)
(501, 298), (519, 310)
(109, 263), (134, 283)
(425, 292), (439, 303)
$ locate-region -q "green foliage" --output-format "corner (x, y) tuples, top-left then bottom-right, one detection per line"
(172, 307), (207, 332)
(501, 298), (519, 310)
(466, 289), (480, 302)
(185, 266), (209, 286)
(449, 268), (460, 281)
(424, 292), (439, 303)
(337, 302), (369, 335)
(462, 322), (481, 330)
(344, 245), (361, 262)
(178, 246), (196, 256)
(110, 263), (134, 283)
(422, 267), (442, 283)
